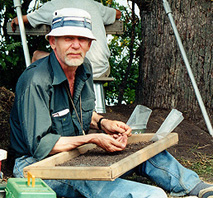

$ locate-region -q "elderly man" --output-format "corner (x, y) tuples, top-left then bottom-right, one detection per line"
(10, 8), (212, 198)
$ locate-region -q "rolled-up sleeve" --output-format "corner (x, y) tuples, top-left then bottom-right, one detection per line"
(18, 84), (60, 160)
(94, 2), (116, 25)
(27, 1), (57, 27)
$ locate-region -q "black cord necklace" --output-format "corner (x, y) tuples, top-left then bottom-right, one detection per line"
(65, 85), (85, 136)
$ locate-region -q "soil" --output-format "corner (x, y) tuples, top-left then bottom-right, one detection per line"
(57, 141), (152, 167)
(0, 86), (212, 184)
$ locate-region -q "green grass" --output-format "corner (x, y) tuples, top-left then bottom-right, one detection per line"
(179, 154), (213, 183)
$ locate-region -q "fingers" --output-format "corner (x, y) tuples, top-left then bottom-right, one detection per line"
(103, 120), (132, 137)
(104, 143), (125, 152)
(11, 21), (16, 32)
(117, 122), (132, 136)
(106, 138), (127, 152)
(11, 18), (18, 32)
(94, 133), (127, 152)
(120, 124), (132, 137)
(115, 133), (128, 145)
(106, 134), (128, 152)
(112, 133), (127, 140)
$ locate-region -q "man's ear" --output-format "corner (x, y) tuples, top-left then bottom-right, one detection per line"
(88, 40), (92, 48)
(49, 36), (56, 50)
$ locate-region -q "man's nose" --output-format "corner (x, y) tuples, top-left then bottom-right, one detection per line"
(70, 38), (81, 48)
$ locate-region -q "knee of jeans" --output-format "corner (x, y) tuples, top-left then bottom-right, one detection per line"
(150, 187), (167, 198)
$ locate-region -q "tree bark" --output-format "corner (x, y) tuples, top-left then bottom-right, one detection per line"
(136, 0), (212, 126)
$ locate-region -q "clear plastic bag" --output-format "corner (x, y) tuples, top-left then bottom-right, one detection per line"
(126, 105), (152, 134)
(151, 109), (184, 141)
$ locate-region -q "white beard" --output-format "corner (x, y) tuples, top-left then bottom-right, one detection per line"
(65, 52), (84, 67)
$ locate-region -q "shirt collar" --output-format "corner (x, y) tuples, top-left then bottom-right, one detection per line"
(75, 59), (92, 82)
(50, 52), (67, 85)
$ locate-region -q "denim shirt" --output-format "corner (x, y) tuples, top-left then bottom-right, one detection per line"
(10, 52), (95, 160)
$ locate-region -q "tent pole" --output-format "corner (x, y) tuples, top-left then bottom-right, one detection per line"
(13, 0), (31, 67)
(162, 0), (213, 137)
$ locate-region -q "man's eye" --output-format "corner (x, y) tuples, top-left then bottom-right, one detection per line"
(78, 37), (88, 42)
(65, 37), (74, 41)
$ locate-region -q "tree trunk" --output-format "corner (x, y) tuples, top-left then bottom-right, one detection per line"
(135, 0), (212, 127)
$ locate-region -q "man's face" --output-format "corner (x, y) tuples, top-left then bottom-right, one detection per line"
(49, 36), (92, 68)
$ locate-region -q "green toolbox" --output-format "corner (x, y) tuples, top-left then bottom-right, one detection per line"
(0, 182), (6, 198)
(5, 172), (56, 198)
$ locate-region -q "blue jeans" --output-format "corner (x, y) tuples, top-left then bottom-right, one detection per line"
(13, 150), (201, 198)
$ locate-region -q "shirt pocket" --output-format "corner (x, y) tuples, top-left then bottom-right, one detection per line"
(81, 98), (95, 132)
(51, 109), (75, 136)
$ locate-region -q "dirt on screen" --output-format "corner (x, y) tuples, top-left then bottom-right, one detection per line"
(57, 141), (151, 167)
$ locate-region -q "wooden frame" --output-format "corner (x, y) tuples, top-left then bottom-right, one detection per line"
(23, 133), (178, 181)
(93, 77), (114, 82)
(7, 20), (124, 36)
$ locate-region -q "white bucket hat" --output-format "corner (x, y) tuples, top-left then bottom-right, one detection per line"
(45, 8), (96, 40)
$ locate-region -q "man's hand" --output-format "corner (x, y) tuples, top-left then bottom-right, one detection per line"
(90, 133), (128, 152)
(90, 112), (132, 137)
(11, 15), (29, 32)
(101, 119), (132, 137)
(11, 17), (19, 32)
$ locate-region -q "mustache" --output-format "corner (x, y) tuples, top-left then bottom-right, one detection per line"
(66, 51), (83, 57)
